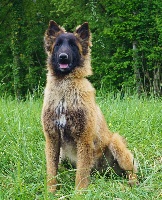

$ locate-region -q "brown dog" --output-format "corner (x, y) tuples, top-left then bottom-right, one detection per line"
(42, 20), (138, 192)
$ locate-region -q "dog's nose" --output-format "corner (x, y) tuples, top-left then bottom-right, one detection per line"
(59, 53), (68, 61)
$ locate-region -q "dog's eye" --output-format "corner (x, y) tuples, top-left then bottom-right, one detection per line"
(69, 43), (75, 47)
(55, 39), (62, 47)
(55, 43), (61, 47)
(69, 40), (76, 47)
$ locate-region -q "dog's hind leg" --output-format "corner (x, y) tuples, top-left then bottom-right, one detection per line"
(109, 133), (138, 185)
(75, 137), (94, 190)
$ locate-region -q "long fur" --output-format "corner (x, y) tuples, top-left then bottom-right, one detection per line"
(42, 20), (138, 192)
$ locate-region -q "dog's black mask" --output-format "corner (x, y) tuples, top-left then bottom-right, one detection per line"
(52, 33), (81, 75)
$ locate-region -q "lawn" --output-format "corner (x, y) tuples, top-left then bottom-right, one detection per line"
(0, 94), (161, 199)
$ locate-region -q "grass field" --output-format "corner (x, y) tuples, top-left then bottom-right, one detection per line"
(0, 94), (161, 199)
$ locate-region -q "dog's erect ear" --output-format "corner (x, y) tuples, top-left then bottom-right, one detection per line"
(75, 22), (90, 40)
(74, 22), (91, 55)
(46, 20), (63, 36)
(44, 21), (65, 54)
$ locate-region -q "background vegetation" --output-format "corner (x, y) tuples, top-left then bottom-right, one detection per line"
(0, 0), (162, 97)
(0, 95), (161, 199)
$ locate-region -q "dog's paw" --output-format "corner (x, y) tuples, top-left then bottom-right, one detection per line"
(128, 173), (139, 187)
(48, 184), (57, 193)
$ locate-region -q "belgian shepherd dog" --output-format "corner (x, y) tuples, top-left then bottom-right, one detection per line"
(42, 20), (138, 193)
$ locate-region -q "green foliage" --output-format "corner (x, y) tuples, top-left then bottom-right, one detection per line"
(0, 95), (161, 199)
(0, 0), (48, 97)
(0, 0), (162, 97)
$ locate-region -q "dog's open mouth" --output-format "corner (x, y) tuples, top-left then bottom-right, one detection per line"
(59, 63), (71, 72)
(59, 63), (69, 69)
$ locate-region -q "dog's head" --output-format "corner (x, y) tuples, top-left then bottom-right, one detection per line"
(44, 21), (92, 77)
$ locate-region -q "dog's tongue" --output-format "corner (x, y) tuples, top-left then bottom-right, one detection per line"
(59, 64), (68, 69)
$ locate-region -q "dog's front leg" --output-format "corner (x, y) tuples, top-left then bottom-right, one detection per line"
(75, 137), (94, 190)
(42, 106), (61, 193)
(45, 133), (60, 193)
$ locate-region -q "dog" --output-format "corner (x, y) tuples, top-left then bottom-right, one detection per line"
(42, 20), (138, 193)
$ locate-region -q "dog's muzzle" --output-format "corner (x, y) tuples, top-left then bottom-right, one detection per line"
(58, 53), (69, 69)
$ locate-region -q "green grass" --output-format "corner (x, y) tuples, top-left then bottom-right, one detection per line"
(0, 94), (161, 199)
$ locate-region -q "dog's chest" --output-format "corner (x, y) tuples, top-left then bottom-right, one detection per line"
(55, 98), (67, 131)
(54, 93), (86, 142)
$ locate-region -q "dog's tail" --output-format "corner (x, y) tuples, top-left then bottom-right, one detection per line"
(108, 133), (139, 186)
(109, 133), (137, 173)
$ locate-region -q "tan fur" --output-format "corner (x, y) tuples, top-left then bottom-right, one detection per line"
(42, 21), (138, 193)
